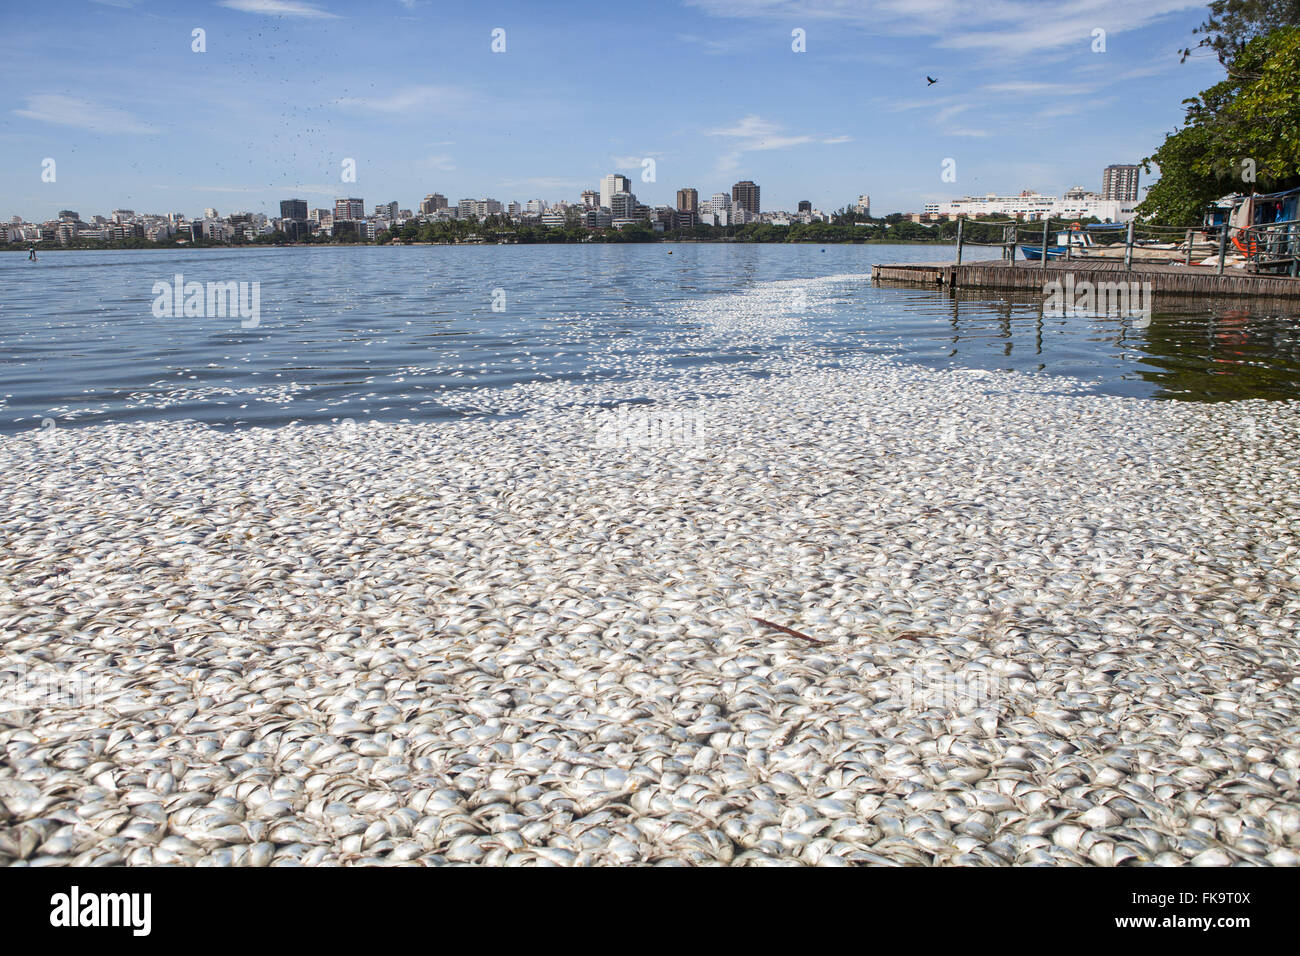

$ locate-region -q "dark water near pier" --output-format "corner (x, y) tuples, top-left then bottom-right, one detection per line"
(2, 243), (1299, 433)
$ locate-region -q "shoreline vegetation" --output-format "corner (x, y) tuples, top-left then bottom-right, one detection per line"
(3, 215), (1110, 252)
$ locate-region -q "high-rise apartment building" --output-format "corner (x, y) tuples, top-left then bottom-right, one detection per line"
(334, 198), (365, 221)
(676, 188), (698, 214)
(420, 193), (448, 214)
(280, 199), (308, 221)
(855, 194), (871, 216)
(731, 180), (760, 215)
(609, 191), (638, 219)
(581, 190), (600, 208)
(1102, 165), (1140, 202)
(797, 200), (812, 213)
(376, 201), (399, 220)
(601, 174), (631, 209)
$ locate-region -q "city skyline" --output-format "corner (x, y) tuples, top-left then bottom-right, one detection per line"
(4, 163), (1149, 229)
(2, 1), (1224, 223)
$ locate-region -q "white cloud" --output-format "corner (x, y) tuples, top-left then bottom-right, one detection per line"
(419, 154), (455, 171)
(500, 176), (591, 192)
(685, 0), (1204, 54)
(14, 94), (155, 133)
(708, 114), (849, 171)
(712, 115), (852, 176)
(335, 85), (470, 113)
(218, 0), (341, 18)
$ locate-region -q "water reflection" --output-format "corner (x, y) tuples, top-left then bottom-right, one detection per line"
(898, 288), (1300, 401)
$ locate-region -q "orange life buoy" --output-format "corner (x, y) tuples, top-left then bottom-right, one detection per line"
(1070, 222), (1081, 231)
(1231, 232), (1258, 256)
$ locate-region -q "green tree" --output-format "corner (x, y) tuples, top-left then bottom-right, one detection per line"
(1182, 0), (1300, 63)
(1141, 26), (1300, 224)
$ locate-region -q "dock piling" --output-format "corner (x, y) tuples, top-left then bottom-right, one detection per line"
(1124, 221), (1134, 270)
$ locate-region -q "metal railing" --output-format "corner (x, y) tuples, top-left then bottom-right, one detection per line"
(1233, 219), (1300, 276)
(951, 216), (1299, 276)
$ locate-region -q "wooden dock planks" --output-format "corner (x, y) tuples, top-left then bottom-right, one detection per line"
(871, 259), (1300, 299)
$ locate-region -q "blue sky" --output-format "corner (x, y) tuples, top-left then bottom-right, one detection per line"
(1, 0), (1226, 221)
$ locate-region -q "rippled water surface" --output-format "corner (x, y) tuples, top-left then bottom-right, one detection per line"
(3, 243), (1299, 432)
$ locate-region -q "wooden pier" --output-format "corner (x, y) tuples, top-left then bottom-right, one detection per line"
(871, 259), (1300, 299)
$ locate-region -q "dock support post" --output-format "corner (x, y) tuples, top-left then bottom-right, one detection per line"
(1185, 229), (1194, 266)
(1040, 219), (1049, 271)
(955, 217), (964, 266)
(1124, 221), (1134, 271)
(1065, 222), (1072, 262)
(1007, 224), (1016, 262)
(1217, 226), (1228, 275)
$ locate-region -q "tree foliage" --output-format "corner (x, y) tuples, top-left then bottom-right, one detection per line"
(1142, 26), (1300, 224)
(1181, 0), (1300, 63)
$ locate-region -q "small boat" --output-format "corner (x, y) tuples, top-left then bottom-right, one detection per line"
(1021, 243), (1065, 261)
(1021, 224), (1094, 260)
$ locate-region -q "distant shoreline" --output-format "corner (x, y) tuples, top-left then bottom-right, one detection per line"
(4, 238), (958, 252)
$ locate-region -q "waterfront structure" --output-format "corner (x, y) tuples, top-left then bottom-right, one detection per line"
(334, 198), (364, 221)
(601, 174), (631, 210)
(1102, 165), (1141, 202)
(732, 180), (760, 215)
(676, 188), (698, 214)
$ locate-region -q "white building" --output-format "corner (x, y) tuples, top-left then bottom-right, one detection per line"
(600, 174), (631, 210)
(930, 190), (1136, 223)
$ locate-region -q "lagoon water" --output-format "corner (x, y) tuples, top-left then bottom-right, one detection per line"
(3, 243), (1300, 433)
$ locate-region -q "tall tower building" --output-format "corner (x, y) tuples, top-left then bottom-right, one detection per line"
(601, 174), (631, 210)
(609, 191), (638, 219)
(1102, 165), (1140, 202)
(334, 198), (365, 221)
(420, 193), (448, 214)
(797, 200), (811, 213)
(676, 188), (698, 214)
(280, 199), (308, 221)
(731, 180), (760, 215)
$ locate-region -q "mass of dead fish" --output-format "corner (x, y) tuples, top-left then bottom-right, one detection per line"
(1, 356), (1298, 865)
